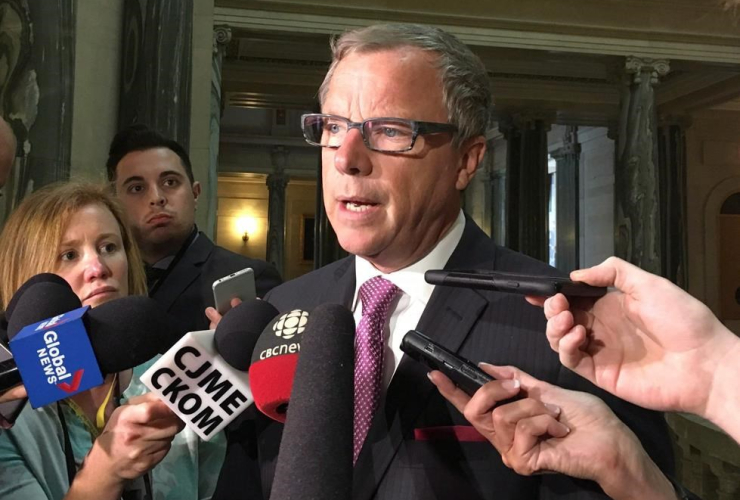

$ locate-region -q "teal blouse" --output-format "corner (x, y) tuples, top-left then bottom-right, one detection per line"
(0, 357), (226, 500)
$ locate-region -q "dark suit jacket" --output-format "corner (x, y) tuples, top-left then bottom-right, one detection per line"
(214, 217), (674, 500)
(151, 232), (282, 335)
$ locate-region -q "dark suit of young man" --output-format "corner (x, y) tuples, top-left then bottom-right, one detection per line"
(150, 231), (282, 333)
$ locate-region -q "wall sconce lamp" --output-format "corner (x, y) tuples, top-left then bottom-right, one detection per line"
(236, 216), (257, 245)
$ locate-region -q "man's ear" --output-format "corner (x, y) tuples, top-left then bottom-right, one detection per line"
(455, 136), (486, 191)
(192, 181), (202, 205)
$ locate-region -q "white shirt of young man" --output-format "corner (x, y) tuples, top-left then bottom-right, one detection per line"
(352, 210), (465, 391)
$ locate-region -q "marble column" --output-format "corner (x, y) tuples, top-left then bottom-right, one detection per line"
(205, 25), (231, 238)
(551, 126), (581, 273)
(614, 56), (670, 275)
(658, 116), (690, 288)
(501, 114), (551, 262)
(266, 147), (289, 276)
(118, 0), (192, 148)
(0, 0), (74, 215)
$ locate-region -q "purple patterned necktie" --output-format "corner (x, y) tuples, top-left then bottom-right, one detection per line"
(353, 276), (400, 464)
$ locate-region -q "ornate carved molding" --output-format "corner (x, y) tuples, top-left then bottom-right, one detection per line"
(214, 7), (740, 64)
(625, 56), (670, 85)
(213, 25), (232, 54)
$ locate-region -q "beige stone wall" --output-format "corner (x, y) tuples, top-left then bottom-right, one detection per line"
(215, 176), (269, 261)
(685, 109), (740, 334)
(284, 180), (317, 280)
(69, 0), (123, 182)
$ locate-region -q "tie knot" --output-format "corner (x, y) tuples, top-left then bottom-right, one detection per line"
(359, 276), (400, 318)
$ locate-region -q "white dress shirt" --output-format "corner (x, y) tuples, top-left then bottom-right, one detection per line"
(352, 210), (466, 390)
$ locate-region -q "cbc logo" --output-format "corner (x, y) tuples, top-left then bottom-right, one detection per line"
(273, 310), (309, 339)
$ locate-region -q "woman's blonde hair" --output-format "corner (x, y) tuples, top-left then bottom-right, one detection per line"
(0, 182), (147, 310)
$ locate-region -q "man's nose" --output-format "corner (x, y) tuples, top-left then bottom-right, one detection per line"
(332, 128), (373, 176)
(149, 185), (166, 206)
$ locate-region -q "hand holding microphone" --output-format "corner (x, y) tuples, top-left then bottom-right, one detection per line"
(528, 256), (740, 443)
(68, 393), (185, 500)
(429, 363), (678, 500)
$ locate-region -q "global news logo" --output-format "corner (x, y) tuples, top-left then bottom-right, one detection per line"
(272, 310), (308, 339)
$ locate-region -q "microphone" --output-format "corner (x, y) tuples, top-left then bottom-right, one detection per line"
(140, 299), (279, 440)
(269, 303), (355, 500)
(1, 276), (81, 424)
(249, 308), (310, 422)
(9, 290), (188, 408)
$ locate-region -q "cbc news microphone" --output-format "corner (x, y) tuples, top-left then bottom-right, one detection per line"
(248, 308), (313, 422)
(7, 276), (188, 408)
(269, 303), (356, 500)
(140, 299), (279, 440)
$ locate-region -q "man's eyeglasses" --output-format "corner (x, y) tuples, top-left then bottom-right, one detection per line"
(301, 113), (458, 153)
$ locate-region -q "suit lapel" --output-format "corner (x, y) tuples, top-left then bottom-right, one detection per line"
(326, 257), (357, 307)
(352, 217), (494, 500)
(152, 234), (213, 311)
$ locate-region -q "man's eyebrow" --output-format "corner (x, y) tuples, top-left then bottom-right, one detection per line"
(121, 175), (145, 187)
(160, 170), (185, 179)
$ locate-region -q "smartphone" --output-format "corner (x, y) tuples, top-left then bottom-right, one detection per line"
(425, 270), (607, 298)
(0, 342), (26, 427)
(401, 330), (493, 396)
(212, 268), (256, 315)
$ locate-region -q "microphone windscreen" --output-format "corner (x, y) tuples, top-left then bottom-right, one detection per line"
(7, 282), (82, 340)
(4, 273), (71, 322)
(249, 309), (309, 422)
(87, 296), (188, 373)
(270, 303), (355, 500)
(214, 299), (279, 371)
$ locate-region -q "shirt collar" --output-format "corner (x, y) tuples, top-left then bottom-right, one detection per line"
(352, 210), (465, 311)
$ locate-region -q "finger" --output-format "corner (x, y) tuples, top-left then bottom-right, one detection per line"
(557, 326), (596, 380)
(205, 307), (222, 325)
(543, 294), (570, 320)
(123, 398), (178, 424)
(0, 384), (27, 403)
(507, 415), (570, 475)
(525, 296), (546, 308)
(570, 256), (644, 295)
(428, 370), (471, 415)
(463, 378), (522, 430)
(230, 297), (243, 308)
(491, 399), (562, 453)
(138, 417), (185, 441)
(546, 310), (575, 352)
(478, 364), (556, 397)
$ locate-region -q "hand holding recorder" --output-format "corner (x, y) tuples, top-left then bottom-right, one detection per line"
(529, 256), (740, 444)
(429, 364), (678, 500)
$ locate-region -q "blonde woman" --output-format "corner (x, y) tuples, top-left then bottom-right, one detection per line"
(0, 183), (224, 500)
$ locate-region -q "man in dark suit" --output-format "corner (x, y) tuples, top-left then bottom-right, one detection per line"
(214, 23), (674, 499)
(106, 125), (282, 334)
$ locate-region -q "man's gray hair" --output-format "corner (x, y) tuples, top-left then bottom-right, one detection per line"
(318, 23), (492, 147)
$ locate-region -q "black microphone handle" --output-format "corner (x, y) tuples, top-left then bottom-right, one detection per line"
(269, 304), (355, 500)
(0, 359), (21, 392)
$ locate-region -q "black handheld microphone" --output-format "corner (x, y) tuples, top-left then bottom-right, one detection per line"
(269, 303), (356, 500)
(6, 292), (188, 404)
(1, 277), (81, 425)
(214, 299), (281, 372)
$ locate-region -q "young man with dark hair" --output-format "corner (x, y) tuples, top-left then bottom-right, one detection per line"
(106, 125), (281, 335)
